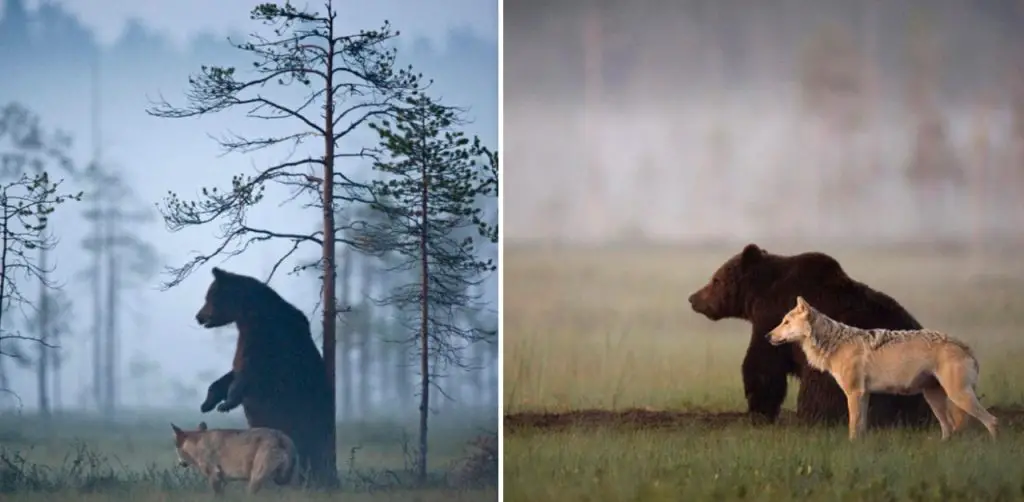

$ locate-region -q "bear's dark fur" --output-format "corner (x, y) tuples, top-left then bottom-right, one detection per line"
(195, 267), (336, 487)
(687, 243), (935, 428)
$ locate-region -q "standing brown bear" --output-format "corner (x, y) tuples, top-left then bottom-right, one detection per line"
(195, 267), (336, 487)
(688, 243), (934, 428)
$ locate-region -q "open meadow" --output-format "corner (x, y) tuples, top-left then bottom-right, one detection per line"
(0, 411), (497, 501)
(503, 244), (1024, 501)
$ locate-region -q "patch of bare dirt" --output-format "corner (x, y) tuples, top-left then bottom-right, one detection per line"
(504, 407), (1024, 433)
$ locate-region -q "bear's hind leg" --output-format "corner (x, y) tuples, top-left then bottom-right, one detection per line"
(866, 393), (934, 429)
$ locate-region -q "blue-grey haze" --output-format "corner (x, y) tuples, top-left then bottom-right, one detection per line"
(0, 0), (498, 420)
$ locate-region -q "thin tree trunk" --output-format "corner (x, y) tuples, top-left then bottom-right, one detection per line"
(476, 342), (486, 407)
(417, 160), (430, 484)
(320, 8), (339, 484)
(104, 209), (118, 420)
(91, 213), (102, 412)
(52, 345), (61, 413)
(392, 317), (408, 403)
(358, 258), (372, 416)
(0, 198), (8, 393)
(338, 246), (351, 422)
(90, 53), (105, 415)
(36, 244), (49, 416)
(0, 197), (10, 409)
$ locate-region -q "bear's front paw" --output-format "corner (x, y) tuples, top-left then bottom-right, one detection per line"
(200, 399), (219, 413)
(216, 401), (238, 413)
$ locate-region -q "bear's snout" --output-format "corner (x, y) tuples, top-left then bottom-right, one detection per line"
(687, 292), (699, 306)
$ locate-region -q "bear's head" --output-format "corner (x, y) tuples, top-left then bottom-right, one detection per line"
(195, 267), (253, 328)
(688, 243), (774, 321)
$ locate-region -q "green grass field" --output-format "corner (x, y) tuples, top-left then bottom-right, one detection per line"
(503, 244), (1024, 501)
(0, 411), (497, 501)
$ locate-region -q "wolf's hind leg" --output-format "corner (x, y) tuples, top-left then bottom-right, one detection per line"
(945, 386), (998, 440)
(247, 448), (282, 494)
(946, 395), (968, 432)
(922, 385), (954, 440)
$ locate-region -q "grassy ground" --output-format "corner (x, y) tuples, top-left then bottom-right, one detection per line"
(0, 411), (497, 501)
(503, 244), (1024, 501)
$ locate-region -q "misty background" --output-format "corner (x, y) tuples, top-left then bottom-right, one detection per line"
(505, 0), (1024, 248)
(0, 0), (498, 422)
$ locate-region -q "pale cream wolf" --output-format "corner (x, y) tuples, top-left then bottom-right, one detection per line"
(171, 421), (299, 495)
(767, 296), (998, 441)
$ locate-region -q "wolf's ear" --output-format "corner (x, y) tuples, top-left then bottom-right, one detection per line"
(212, 267), (227, 279)
(740, 243), (765, 266)
(198, 421), (208, 431)
(796, 296), (808, 310)
(171, 423), (183, 436)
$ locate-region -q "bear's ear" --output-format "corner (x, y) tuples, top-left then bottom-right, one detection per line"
(212, 267), (227, 280)
(740, 243), (765, 266)
(198, 421), (208, 431)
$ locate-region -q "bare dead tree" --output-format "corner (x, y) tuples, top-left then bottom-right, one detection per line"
(0, 103), (81, 409)
(79, 163), (158, 420)
(145, 0), (425, 486)
(25, 287), (74, 413)
(0, 173), (81, 401)
(364, 93), (497, 484)
(799, 21), (872, 207)
(903, 7), (964, 240)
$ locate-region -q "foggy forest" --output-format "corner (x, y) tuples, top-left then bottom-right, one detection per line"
(0, 0), (498, 425)
(505, 0), (1024, 250)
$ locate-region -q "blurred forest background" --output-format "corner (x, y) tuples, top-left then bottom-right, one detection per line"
(505, 0), (1024, 250)
(0, 0), (498, 423)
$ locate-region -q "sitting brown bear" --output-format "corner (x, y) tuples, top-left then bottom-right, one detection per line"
(688, 243), (934, 428)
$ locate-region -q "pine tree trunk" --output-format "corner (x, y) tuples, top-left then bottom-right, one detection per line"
(338, 247), (352, 422)
(103, 212), (117, 420)
(318, 11), (340, 484)
(417, 161), (430, 484)
(358, 257), (373, 416)
(36, 246), (50, 417)
(392, 318), (409, 404)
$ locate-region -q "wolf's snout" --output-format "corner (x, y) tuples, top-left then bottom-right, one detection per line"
(195, 311), (207, 325)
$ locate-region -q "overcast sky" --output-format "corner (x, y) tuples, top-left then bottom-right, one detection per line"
(18, 0), (496, 48)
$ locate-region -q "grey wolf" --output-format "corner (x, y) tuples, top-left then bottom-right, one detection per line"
(171, 421), (299, 494)
(766, 296), (998, 441)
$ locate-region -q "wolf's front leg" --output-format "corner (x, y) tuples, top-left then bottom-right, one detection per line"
(206, 464), (226, 495)
(846, 390), (867, 441)
(217, 370), (249, 413)
(201, 371), (234, 413)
